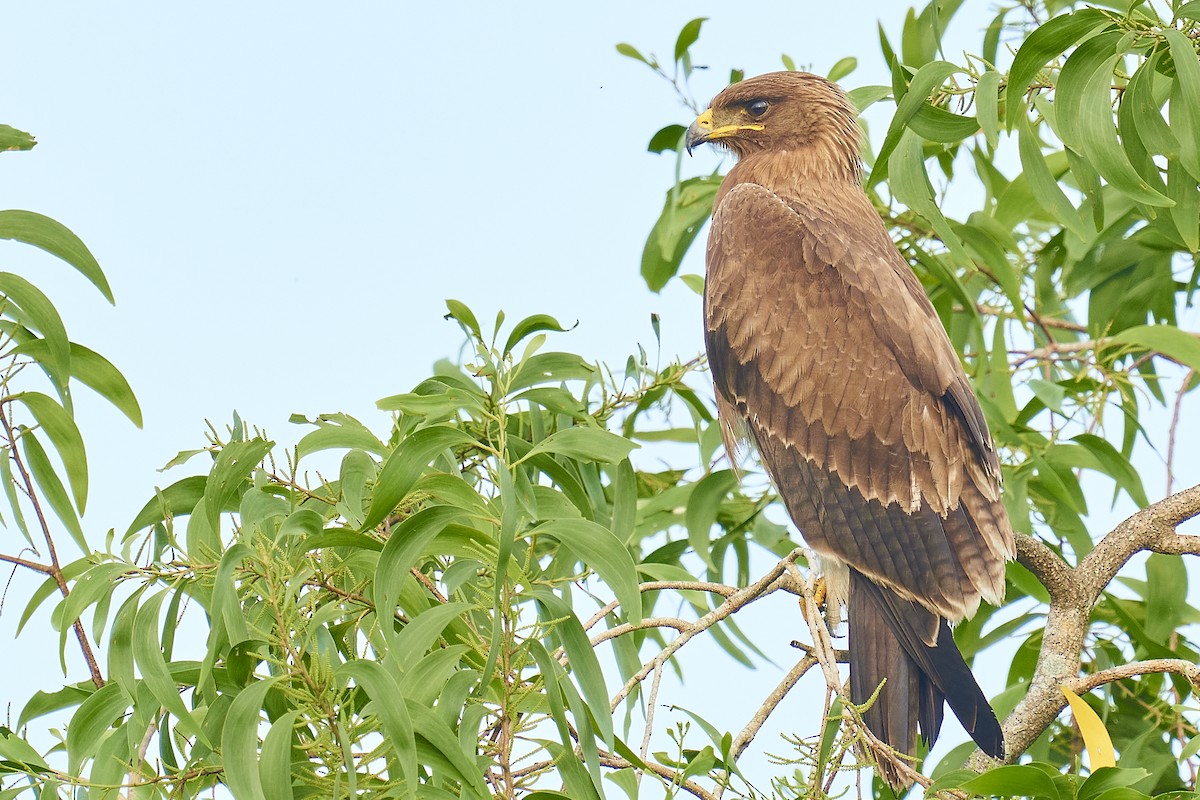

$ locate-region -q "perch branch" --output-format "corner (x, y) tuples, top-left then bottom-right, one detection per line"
(969, 482), (1200, 772)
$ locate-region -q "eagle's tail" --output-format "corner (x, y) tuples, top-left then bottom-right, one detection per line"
(847, 570), (1004, 788)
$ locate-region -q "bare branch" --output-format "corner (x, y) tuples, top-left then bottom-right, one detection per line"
(579, 580), (739, 633)
(1013, 534), (1078, 604)
(609, 549), (804, 711)
(730, 654), (818, 760)
(0, 552), (54, 574)
(1072, 659), (1200, 694)
(588, 617), (692, 651)
(1077, 482), (1200, 599)
(641, 661), (663, 768)
(1167, 369), (1194, 492)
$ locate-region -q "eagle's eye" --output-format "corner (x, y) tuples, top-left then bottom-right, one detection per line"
(747, 99), (769, 118)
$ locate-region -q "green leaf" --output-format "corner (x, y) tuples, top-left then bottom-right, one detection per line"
(21, 431), (86, 552)
(65, 682), (130, 777)
(610, 459), (636, 544)
(0, 211), (112, 302)
(976, 71), (1001, 149)
(641, 176), (720, 292)
(260, 709), (299, 800)
(13, 392), (88, 511)
(126, 475), (207, 538)
(444, 298), (481, 340)
(1005, 9), (1113, 129)
(373, 506), (468, 642)
(338, 661), (417, 791)
(674, 18), (706, 63)
(408, 701), (490, 794)
(1107, 325), (1200, 372)
(1029, 378), (1067, 414)
(1125, 54), (1180, 161)
(685, 470), (737, 571)
(0, 729), (49, 769)
(502, 313), (574, 356)
(0, 125), (37, 152)
(212, 543), (253, 646)
(1070, 433), (1149, 508)
(886, 129), (980, 319)
(959, 764), (1062, 798)
(222, 677), (279, 800)
(362, 425), (476, 531)
(0, 271), (70, 389)
(295, 413), (385, 458)
(133, 590), (206, 744)
(393, 601), (474, 670)
(828, 56), (857, 83)
(527, 641), (604, 800)
(54, 562), (127, 676)
(908, 103), (979, 142)
(535, 591), (614, 746)
(1077, 767), (1151, 800)
(14, 340), (142, 427)
(1017, 115), (1092, 240)
(524, 426), (638, 465)
(203, 437), (273, 531)
(615, 43), (650, 66)
(1145, 553), (1188, 641)
(1164, 29), (1200, 181)
(847, 85), (892, 114)
(1068, 42), (1174, 207)
(536, 518), (642, 624)
(870, 60), (963, 186)
(647, 124), (686, 154)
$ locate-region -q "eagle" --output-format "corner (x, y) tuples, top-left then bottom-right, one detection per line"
(685, 71), (1014, 785)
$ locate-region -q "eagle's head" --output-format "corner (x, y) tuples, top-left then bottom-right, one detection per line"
(685, 71), (861, 178)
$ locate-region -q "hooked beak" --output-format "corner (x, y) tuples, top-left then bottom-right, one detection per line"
(684, 108), (764, 155)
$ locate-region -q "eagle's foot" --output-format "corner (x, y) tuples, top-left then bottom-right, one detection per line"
(798, 575), (827, 623)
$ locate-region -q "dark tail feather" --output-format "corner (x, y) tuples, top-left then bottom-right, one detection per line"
(848, 571), (1004, 785)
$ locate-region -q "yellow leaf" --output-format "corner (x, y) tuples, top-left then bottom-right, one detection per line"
(1062, 686), (1116, 769)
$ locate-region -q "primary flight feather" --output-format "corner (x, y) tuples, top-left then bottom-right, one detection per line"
(685, 71), (1014, 787)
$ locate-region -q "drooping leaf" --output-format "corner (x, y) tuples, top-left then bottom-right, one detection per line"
(12, 392), (88, 511)
(1005, 9), (1113, 129)
(0, 211), (112, 302)
(1062, 686), (1117, 769)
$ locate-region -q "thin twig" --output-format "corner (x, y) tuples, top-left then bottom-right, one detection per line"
(730, 654), (818, 760)
(609, 550), (804, 712)
(1167, 369), (1194, 492)
(0, 407), (104, 688)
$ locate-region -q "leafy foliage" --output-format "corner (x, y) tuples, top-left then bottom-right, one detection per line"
(1, 1), (1199, 798)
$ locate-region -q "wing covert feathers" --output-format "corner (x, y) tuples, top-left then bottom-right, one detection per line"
(702, 174), (1014, 783)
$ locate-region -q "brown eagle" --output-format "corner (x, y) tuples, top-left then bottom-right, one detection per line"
(685, 71), (1014, 784)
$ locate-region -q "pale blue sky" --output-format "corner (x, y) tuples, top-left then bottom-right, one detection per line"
(2, 2), (1196, 792)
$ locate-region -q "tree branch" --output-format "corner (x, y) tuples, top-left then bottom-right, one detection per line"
(730, 654), (818, 760)
(0, 407), (104, 688)
(609, 549), (803, 711)
(968, 482), (1200, 772)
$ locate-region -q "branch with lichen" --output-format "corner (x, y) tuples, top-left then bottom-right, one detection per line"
(969, 481), (1200, 771)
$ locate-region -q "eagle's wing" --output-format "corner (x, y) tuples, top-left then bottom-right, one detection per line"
(703, 182), (1013, 624)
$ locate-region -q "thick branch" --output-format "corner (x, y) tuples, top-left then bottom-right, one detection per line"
(1013, 533), (1077, 604)
(1076, 482), (1200, 600)
(968, 483), (1200, 772)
